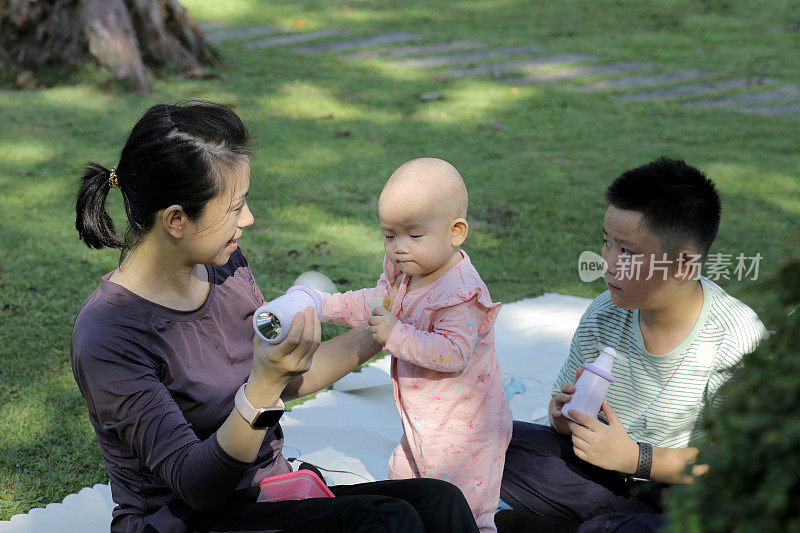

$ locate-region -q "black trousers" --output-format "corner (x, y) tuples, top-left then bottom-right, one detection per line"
(499, 422), (664, 530)
(195, 478), (480, 533)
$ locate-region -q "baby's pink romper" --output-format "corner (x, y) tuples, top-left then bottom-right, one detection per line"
(322, 251), (513, 532)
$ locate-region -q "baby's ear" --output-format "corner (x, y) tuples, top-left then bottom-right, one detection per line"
(450, 218), (469, 246)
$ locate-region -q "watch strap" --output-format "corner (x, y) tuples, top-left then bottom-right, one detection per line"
(234, 383), (284, 429)
(633, 442), (653, 480)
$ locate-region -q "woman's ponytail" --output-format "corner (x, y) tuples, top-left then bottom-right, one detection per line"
(75, 161), (123, 249)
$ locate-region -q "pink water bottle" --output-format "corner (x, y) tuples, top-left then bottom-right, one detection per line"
(562, 345), (617, 423)
(253, 285), (322, 344)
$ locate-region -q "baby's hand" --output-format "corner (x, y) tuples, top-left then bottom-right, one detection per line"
(367, 307), (398, 346)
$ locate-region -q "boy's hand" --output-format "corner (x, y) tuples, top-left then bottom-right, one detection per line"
(550, 368), (583, 435)
(367, 306), (398, 346)
(566, 401), (638, 474)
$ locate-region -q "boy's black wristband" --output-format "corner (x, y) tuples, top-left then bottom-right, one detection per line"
(632, 442), (653, 480)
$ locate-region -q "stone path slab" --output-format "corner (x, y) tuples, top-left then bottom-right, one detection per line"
(205, 25), (281, 43)
(581, 69), (711, 91)
(244, 29), (348, 49)
(448, 53), (596, 78)
(683, 85), (800, 107)
(726, 104), (800, 116)
(198, 22), (225, 31)
(391, 45), (545, 68)
(198, 21), (799, 118)
(615, 77), (775, 101)
(293, 32), (424, 54)
(501, 61), (653, 84)
(345, 40), (485, 59)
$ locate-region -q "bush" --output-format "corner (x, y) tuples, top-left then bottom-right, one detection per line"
(668, 259), (800, 532)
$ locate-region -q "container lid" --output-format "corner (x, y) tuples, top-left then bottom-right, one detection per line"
(286, 284), (323, 316)
(582, 362), (616, 382)
(581, 345), (616, 382)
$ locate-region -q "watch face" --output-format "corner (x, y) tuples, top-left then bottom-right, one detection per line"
(253, 409), (283, 429)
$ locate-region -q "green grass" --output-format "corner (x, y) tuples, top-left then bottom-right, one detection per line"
(1, 0), (799, 520)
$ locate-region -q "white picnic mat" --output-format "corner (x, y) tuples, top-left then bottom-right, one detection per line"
(0, 293), (591, 532)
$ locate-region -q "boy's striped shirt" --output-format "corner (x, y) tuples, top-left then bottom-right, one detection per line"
(553, 277), (766, 448)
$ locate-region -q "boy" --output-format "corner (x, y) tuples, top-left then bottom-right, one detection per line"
(498, 157), (766, 531)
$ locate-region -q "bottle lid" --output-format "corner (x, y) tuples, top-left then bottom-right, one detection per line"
(286, 285), (323, 316)
(581, 345), (616, 382)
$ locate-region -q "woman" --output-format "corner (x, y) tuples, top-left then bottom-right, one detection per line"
(71, 101), (479, 533)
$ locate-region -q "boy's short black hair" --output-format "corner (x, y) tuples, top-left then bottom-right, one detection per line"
(604, 157), (721, 261)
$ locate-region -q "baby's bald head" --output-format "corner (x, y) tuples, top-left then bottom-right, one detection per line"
(379, 158), (468, 219)
(378, 158), (470, 275)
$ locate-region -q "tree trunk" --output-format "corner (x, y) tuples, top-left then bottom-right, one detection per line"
(84, 0), (150, 93)
(0, 0), (217, 94)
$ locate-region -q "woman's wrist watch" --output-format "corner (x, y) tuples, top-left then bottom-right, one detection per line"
(234, 383), (284, 429)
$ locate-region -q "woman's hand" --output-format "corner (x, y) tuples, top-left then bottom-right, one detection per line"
(249, 307), (321, 404)
(549, 367), (583, 435)
(217, 308), (321, 460)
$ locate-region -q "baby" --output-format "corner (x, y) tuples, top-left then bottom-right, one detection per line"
(321, 157), (512, 532)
